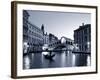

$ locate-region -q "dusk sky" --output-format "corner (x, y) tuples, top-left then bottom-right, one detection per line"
(27, 10), (91, 40)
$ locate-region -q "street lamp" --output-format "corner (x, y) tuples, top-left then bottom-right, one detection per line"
(23, 42), (29, 53)
(74, 43), (79, 51)
(87, 42), (90, 52)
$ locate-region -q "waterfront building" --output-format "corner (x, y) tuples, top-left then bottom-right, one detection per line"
(49, 33), (58, 44)
(27, 22), (44, 51)
(23, 10), (44, 52)
(23, 10), (30, 44)
(74, 23), (91, 52)
(48, 33), (58, 48)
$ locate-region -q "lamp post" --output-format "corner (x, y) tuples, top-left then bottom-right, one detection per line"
(74, 43), (79, 51)
(23, 42), (29, 53)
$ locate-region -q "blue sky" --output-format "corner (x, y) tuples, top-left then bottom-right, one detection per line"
(27, 10), (91, 40)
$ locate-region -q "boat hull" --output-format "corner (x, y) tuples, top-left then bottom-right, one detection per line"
(44, 53), (55, 59)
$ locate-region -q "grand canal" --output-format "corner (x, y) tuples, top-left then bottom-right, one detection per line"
(23, 51), (91, 69)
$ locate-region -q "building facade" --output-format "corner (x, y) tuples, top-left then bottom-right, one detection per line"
(23, 10), (30, 44)
(41, 24), (50, 45)
(49, 33), (58, 44)
(43, 32), (49, 44)
(27, 22), (44, 52)
(74, 23), (91, 52)
(23, 10), (44, 52)
(48, 33), (59, 49)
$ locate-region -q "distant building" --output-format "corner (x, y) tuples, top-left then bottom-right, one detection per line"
(74, 23), (91, 52)
(43, 32), (49, 44)
(40, 24), (59, 46)
(48, 33), (59, 48)
(23, 10), (44, 52)
(49, 33), (58, 44)
(41, 24), (49, 45)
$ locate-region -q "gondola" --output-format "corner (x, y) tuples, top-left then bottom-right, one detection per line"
(44, 52), (55, 59)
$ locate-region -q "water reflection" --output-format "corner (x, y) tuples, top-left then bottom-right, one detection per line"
(72, 53), (76, 66)
(23, 51), (91, 69)
(23, 55), (30, 69)
(87, 55), (91, 66)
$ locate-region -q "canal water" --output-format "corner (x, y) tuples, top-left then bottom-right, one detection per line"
(23, 51), (91, 69)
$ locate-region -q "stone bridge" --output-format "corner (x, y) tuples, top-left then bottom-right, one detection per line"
(49, 36), (74, 51)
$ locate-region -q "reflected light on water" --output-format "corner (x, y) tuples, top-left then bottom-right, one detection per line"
(72, 54), (76, 66)
(87, 55), (91, 66)
(41, 52), (44, 64)
(42, 52), (48, 55)
(23, 52), (91, 69)
(61, 52), (66, 67)
(24, 56), (30, 69)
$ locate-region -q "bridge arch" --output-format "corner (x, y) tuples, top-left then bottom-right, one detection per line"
(60, 36), (73, 45)
(60, 36), (68, 44)
(49, 36), (74, 51)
